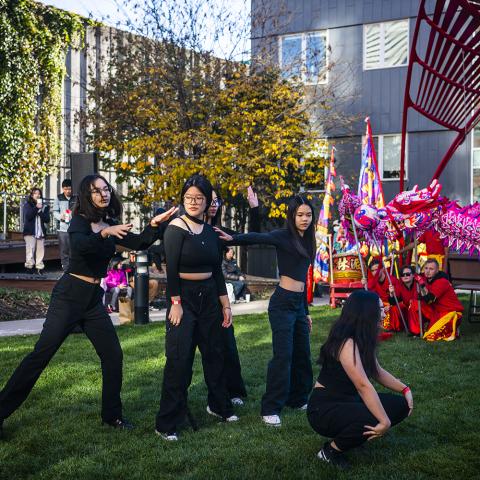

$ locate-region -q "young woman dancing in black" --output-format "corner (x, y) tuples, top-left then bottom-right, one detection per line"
(0, 175), (176, 438)
(203, 186), (260, 405)
(155, 174), (237, 441)
(307, 290), (413, 469)
(217, 195), (315, 427)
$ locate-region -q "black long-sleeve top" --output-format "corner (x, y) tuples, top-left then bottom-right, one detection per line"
(23, 201), (50, 236)
(227, 229), (311, 313)
(164, 222), (227, 297)
(67, 214), (159, 278)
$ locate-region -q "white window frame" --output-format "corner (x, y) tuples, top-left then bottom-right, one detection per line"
(363, 19), (409, 71)
(368, 133), (407, 182)
(278, 30), (329, 85)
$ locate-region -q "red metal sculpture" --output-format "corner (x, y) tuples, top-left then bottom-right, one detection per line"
(400, 0), (480, 191)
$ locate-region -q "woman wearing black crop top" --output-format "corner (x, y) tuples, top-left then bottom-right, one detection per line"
(0, 175), (176, 439)
(307, 290), (413, 469)
(217, 195), (315, 427)
(155, 175), (237, 441)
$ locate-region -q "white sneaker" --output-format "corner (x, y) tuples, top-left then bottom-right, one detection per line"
(155, 430), (178, 441)
(262, 414), (281, 427)
(231, 397), (244, 406)
(206, 406), (239, 422)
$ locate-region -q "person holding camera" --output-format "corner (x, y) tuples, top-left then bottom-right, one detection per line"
(53, 179), (77, 271)
(23, 188), (50, 275)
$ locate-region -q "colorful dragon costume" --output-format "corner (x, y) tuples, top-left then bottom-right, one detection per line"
(339, 178), (480, 256)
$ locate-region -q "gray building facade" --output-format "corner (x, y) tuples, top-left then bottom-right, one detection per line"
(251, 0), (478, 204)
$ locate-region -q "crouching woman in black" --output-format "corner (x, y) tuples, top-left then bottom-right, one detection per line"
(217, 195), (315, 427)
(307, 290), (413, 469)
(0, 174), (176, 438)
(155, 174), (237, 441)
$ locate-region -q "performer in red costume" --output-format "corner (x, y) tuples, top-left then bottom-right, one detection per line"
(396, 228), (448, 272)
(388, 265), (418, 335)
(367, 260), (402, 332)
(414, 259), (463, 341)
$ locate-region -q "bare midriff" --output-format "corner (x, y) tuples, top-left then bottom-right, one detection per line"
(279, 275), (305, 292)
(179, 272), (212, 281)
(69, 273), (101, 284)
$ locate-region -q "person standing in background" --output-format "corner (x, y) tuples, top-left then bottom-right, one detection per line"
(23, 188), (50, 275)
(53, 179), (77, 271)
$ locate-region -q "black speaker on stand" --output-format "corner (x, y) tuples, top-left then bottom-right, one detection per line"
(70, 152), (98, 194)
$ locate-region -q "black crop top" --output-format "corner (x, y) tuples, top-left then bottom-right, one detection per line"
(228, 229), (310, 282)
(227, 229), (311, 314)
(317, 354), (357, 396)
(164, 221), (227, 297)
(67, 215), (160, 278)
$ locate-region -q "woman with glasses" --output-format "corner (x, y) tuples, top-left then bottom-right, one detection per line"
(0, 175), (176, 439)
(388, 265), (418, 336)
(216, 195), (315, 428)
(307, 290), (413, 469)
(155, 174), (238, 441)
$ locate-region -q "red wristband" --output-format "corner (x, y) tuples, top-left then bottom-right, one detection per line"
(171, 298), (181, 305)
(402, 386), (410, 396)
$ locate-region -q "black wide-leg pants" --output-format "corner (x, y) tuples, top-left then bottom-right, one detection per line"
(0, 274), (123, 423)
(307, 387), (409, 451)
(156, 278), (232, 434)
(261, 286), (313, 416)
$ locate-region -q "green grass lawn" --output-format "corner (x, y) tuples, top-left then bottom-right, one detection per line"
(0, 305), (479, 480)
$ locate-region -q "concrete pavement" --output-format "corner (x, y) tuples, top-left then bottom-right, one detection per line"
(0, 297), (329, 337)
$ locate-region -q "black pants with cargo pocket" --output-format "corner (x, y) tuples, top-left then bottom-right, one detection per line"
(156, 278), (233, 434)
(0, 274), (124, 423)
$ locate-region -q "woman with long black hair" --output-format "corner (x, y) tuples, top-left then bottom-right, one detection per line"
(217, 195), (315, 427)
(0, 174), (176, 438)
(203, 186), (260, 405)
(307, 290), (413, 469)
(155, 174), (237, 441)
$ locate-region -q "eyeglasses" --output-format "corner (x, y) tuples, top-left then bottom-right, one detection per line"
(211, 198), (222, 207)
(91, 186), (112, 196)
(401, 273), (413, 277)
(184, 195), (205, 205)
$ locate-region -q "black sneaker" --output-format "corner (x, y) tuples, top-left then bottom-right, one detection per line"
(102, 418), (134, 430)
(36, 269), (45, 276)
(317, 442), (350, 470)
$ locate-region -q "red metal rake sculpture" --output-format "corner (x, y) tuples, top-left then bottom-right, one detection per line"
(400, 0), (480, 191)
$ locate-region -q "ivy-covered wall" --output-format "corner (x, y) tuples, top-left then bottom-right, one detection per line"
(0, 0), (87, 195)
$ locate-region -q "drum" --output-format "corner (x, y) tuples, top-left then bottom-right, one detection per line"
(332, 253), (364, 284)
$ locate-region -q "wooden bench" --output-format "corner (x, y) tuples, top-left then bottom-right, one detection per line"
(448, 253), (480, 323)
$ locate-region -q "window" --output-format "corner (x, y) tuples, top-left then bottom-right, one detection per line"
(364, 20), (409, 70)
(279, 31), (328, 84)
(370, 134), (406, 181)
(473, 127), (480, 201)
